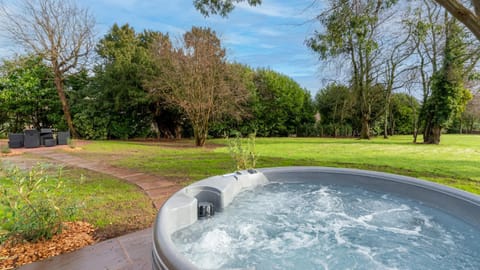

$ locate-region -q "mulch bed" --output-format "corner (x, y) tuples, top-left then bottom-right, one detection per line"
(0, 221), (96, 270)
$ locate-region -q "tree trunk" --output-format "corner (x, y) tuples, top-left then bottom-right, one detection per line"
(193, 124), (207, 147)
(423, 113), (433, 143)
(391, 119), (395, 136)
(412, 102), (418, 143)
(360, 115), (370, 139)
(432, 125), (441, 144)
(53, 72), (77, 138)
(175, 125), (182, 139)
(424, 124), (442, 144)
(383, 108), (388, 139)
(195, 132), (207, 147)
(412, 117), (418, 143)
(424, 126), (432, 144)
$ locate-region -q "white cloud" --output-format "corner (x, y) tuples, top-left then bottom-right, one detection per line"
(236, 1), (302, 19)
(256, 27), (283, 37)
(147, 22), (186, 36)
(259, 44), (276, 49)
(223, 32), (258, 46)
(235, 0), (321, 20)
(98, 0), (139, 10)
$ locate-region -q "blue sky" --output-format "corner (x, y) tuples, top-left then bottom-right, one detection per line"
(1, 0), (325, 94)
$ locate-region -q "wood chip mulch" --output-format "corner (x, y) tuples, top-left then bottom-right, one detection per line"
(0, 221), (96, 270)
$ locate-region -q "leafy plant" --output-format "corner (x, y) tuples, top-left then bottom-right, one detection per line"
(227, 132), (258, 170)
(67, 138), (75, 148)
(0, 55), (64, 132)
(1, 144), (11, 154)
(0, 164), (76, 243)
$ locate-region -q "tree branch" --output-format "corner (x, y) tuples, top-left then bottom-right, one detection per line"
(435, 0), (480, 40)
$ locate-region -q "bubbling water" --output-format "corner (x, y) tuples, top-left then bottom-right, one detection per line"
(172, 182), (480, 270)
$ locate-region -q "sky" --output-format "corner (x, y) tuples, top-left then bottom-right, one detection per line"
(0, 0), (326, 94)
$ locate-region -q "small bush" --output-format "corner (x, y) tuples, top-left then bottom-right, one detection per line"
(0, 164), (76, 243)
(1, 144), (11, 154)
(67, 138), (75, 148)
(228, 132), (258, 171)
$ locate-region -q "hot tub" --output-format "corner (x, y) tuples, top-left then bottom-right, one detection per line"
(152, 167), (480, 270)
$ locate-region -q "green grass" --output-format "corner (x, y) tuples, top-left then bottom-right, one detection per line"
(59, 168), (156, 230)
(0, 163), (156, 238)
(78, 140), (234, 184)
(246, 135), (480, 193)
(76, 134), (480, 194)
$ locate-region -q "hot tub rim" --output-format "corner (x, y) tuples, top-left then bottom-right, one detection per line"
(152, 166), (480, 270)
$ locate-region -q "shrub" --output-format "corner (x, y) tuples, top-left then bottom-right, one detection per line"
(1, 144), (11, 154)
(228, 132), (258, 170)
(68, 138), (75, 149)
(0, 164), (76, 243)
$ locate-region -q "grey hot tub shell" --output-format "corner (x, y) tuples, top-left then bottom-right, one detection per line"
(152, 167), (480, 270)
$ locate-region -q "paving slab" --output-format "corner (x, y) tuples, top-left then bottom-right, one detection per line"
(19, 228), (153, 270)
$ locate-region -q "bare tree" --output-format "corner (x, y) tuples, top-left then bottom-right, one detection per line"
(380, 25), (416, 139)
(307, 0), (399, 139)
(148, 27), (248, 146)
(0, 0), (95, 137)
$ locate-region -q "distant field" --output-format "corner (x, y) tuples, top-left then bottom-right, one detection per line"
(77, 134), (480, 194)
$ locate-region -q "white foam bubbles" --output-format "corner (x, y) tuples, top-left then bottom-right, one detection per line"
(187, 229), (233, 269)
(172, 182), (480, 270)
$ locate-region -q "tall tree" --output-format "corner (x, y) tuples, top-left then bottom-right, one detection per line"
(422, 17), (473, 144)
(315, 83), (354, 137)
(148, 27), (248, 146)
(0, 0), (95, 137)
(307, 0), (396, 139)
(93, 24), (153, 139)
(459, 89), (480, 133)
(408, 1), (479, 144)
(407, 0), (446, 142)
(380, 26), (415, 139)
(0, 55), (63, 132)
(389, 93), (421, 135)
(252, 69), (312, 137)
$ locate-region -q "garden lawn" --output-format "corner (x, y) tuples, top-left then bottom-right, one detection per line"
(75, 140), (233, 184)
(249, 135), (480, 193)
(61, 168), (156, 238)
(0, 164), (156, 240)
(75, 134), (480, 194)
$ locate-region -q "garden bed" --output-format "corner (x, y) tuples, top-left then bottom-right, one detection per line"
(0, 222), (95, 269)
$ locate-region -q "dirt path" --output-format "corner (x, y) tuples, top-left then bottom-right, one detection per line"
(1, 142), (182, 209)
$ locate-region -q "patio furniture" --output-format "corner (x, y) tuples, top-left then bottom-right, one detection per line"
(8, 133), (24, 148)
(40, 128), (54, 146)
(44, 138), (56, 147)
(24, 129), (40, 148)
(57, 131), (70, 145)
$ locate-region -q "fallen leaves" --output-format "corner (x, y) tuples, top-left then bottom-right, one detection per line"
(0, 221), (96, 270)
